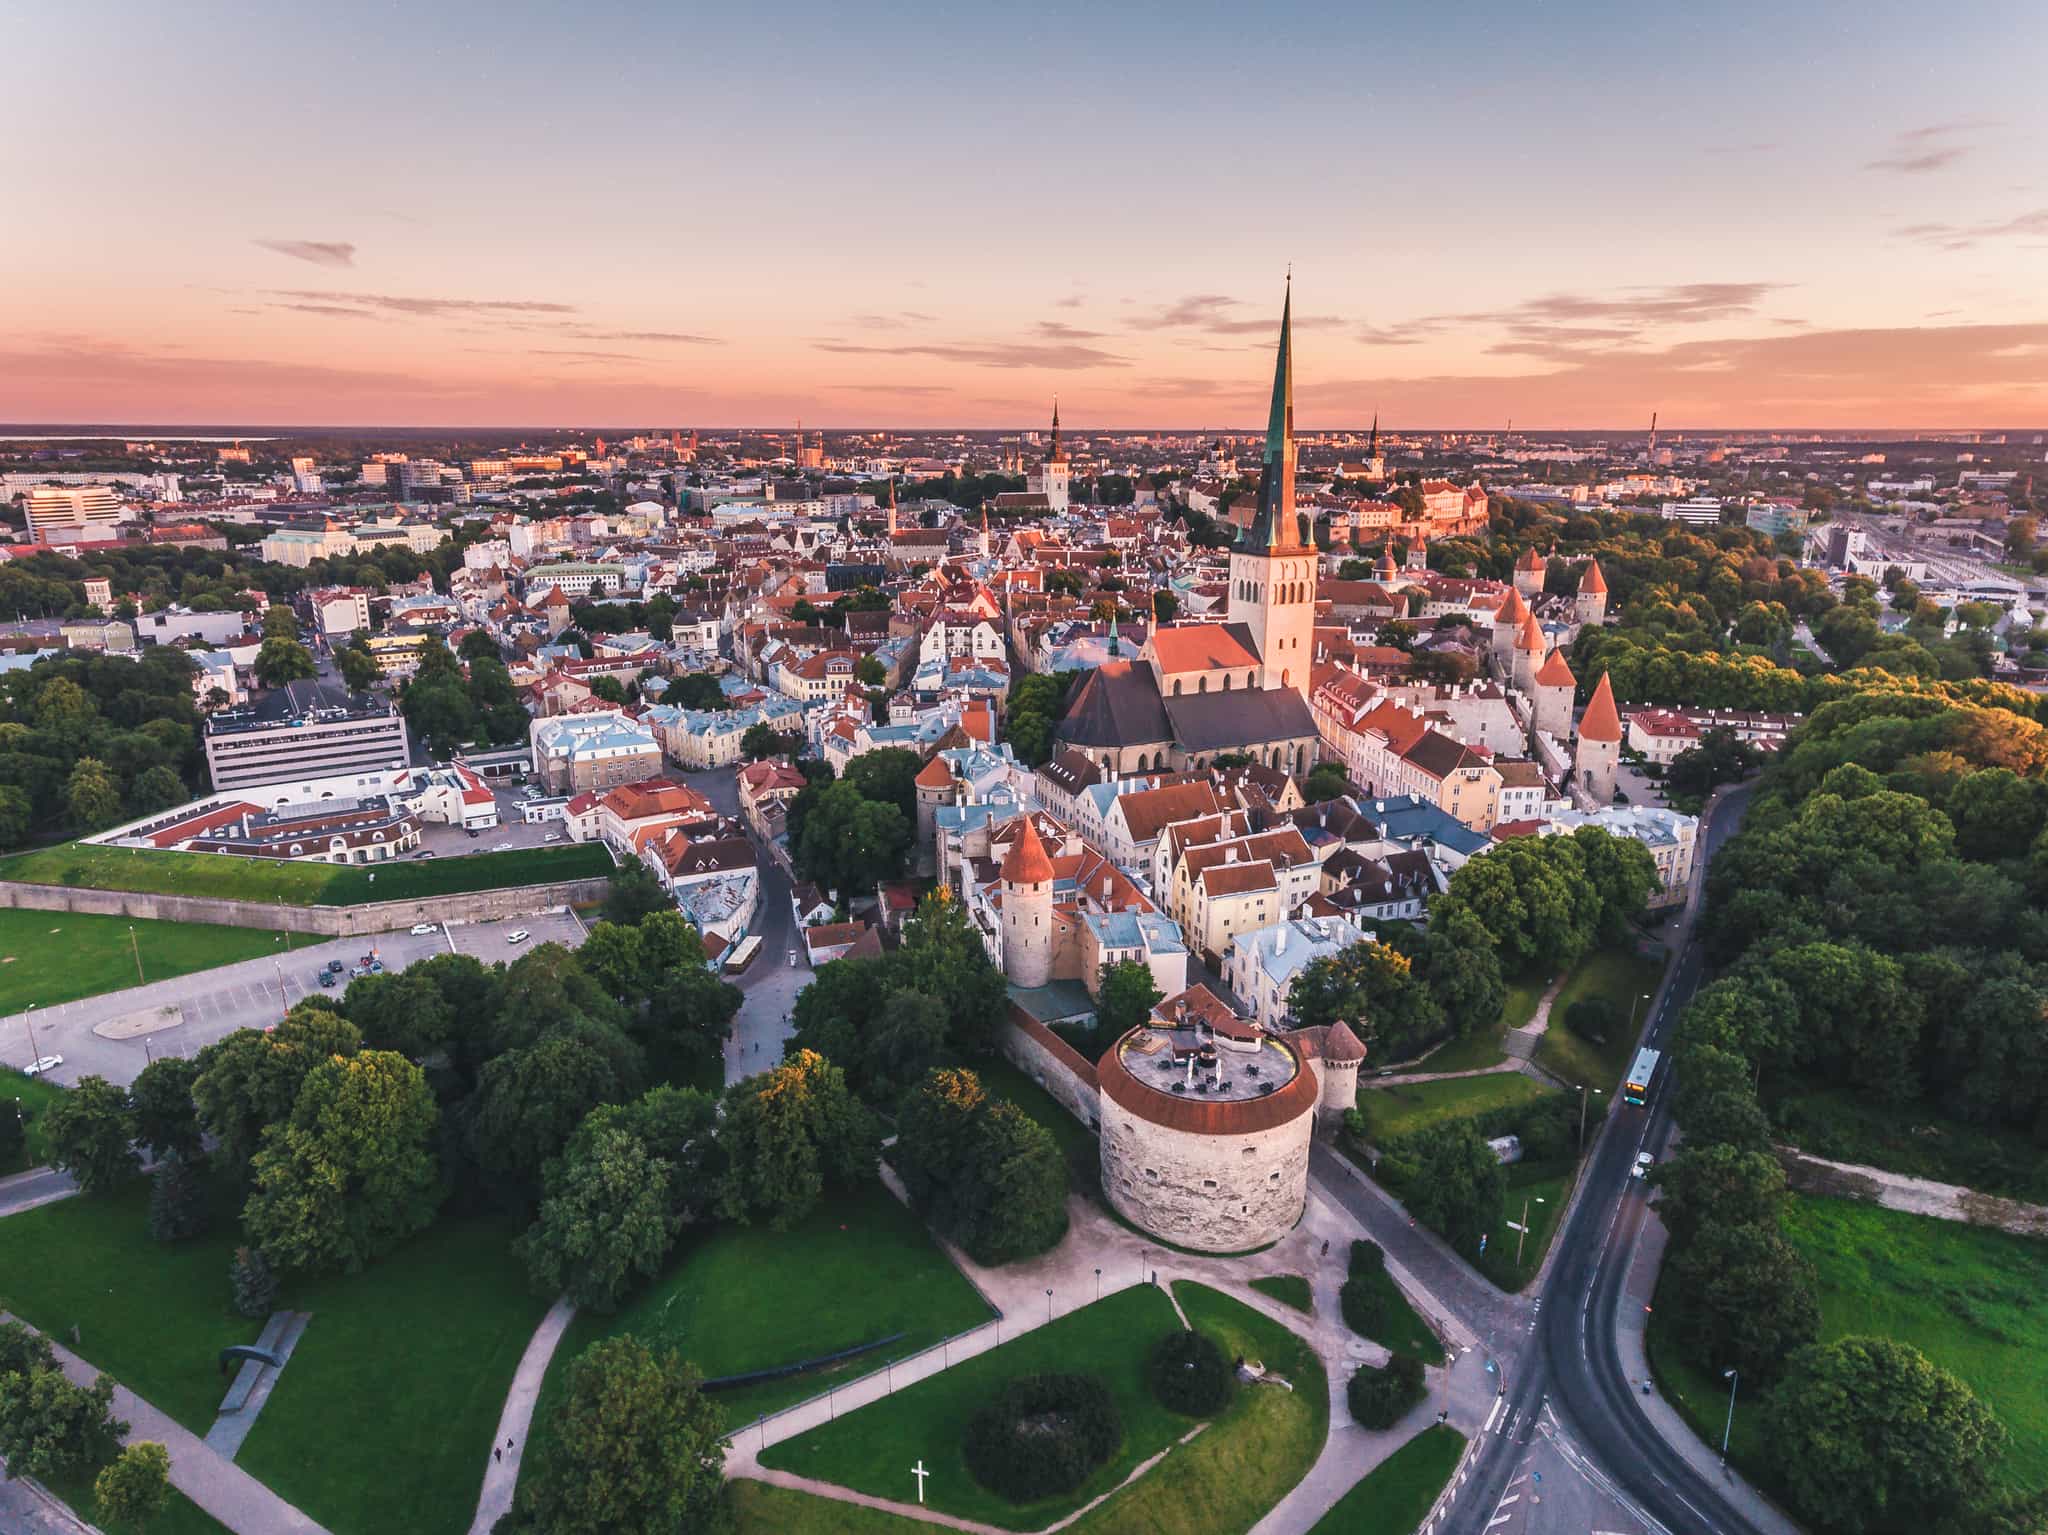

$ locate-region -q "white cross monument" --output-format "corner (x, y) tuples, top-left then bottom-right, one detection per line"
(912, 1460), (929, 1505)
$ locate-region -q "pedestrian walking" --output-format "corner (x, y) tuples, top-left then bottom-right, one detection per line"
(493, 1448), (502, 1464)
(1320, 1239), (1329, 1258)
(507, 1437), (515, 1450)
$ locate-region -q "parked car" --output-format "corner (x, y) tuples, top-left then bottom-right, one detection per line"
(506, 929), (531, 945)
(318, 971), (337, 987)
(410, 923), (438, 936)
(544, 832), (563, 843)
(22, 1054), (63, 1077)
(1632, 1152), (1654, 1180)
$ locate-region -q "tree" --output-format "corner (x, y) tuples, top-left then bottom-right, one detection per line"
(1649, 1144), (1787, 1247)
(1382, 1120), (1502, 1249)
(1568, 825), (1658, 940)
(336, 645), (380, 693)
(253, 637), (316, 689)
(1290, 939), (1441, 1060)
(343, 970), (456, 1063)
(715, 1050), (877, 1230)
(147, 1152), (210, 1242)
(0, 1367), (126, 1481)
(261, 605), (300, 641)
(601, 864), (672, 926)
(518, 1122), (678, 1312)
(94, 1440), (172, 1531)
(0, 783), (31, 849)
(1419, 902), (1508, 1042)
(1444, 836), (1602, 978)
(661, 672), (726, 711)
(128, 1056), (202, 1160)
(1303, 761), (1350, 802)
(512, 1336), (728, 1535)
(795, 778), (911, 895)
(458, 627), (501, 661)
(1096, 960), (1163, 1047)
(1764, 1336), (2007, 1535)
(64, 756), (124, 831)
(1663, 1217), (1819, 1382)
(470, 1033), (630, 1206)
(891, 891), (1009, 1055)
(192, 1008), (363, 1174)
(739, 722), (797, 760)
(42, 1075), (137, 1194)
(1346, 1354), (1426, 1430)
(854, 654), (887, 687)
(1669, 1045), (1771, 1151)
(842, 747), (923, 820)
(243, 1050), (442, 1274)
(893, 1069), (1069, 1265)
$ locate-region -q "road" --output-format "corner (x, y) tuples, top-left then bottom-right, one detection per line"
(1438, 782), (1795, 1535)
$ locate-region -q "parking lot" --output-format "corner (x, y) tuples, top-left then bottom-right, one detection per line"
(409, 782), (573, 860)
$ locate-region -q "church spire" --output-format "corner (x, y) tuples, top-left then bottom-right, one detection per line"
(1048, 397), (1065, 464)
(1368, 410), (1378, 458)
(1236, 278), (1299, 554)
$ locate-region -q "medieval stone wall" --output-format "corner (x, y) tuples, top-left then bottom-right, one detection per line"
(1097, 1092), (1312, 1254)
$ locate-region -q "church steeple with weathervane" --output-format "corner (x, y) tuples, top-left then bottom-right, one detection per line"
(1225, 279), (1315, 697)
(1026, 396), (1072, 511)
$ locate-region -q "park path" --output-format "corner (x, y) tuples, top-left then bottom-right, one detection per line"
(0, 1165), (77, 1218)
(465, 1295), (578, 1535)
(1773, 1145), (2048, 1238)
(0, 1313), (331, 1535)
(1502, 972), (1569, 1059)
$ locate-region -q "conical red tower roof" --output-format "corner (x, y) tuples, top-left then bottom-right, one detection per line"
(1578, 560), (1607, 595)
(1579, 672), (1623, 742)
(1001, 815), (1056, 884)
(1514, 613), (1545, 652)
(1534, 647), (1576, 688)
(1496, 587), (1528, 626)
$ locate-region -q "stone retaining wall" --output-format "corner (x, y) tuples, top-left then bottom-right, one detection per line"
(1000, 1002), (1100, 1132)
(0, 877), (613, 938)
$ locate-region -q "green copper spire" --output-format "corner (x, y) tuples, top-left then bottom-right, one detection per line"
(1237, 279), (1299, 553)
(1107, 606), (1120, 657)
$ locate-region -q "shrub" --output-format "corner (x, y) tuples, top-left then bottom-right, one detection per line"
(1564, 998), (1614, 1041)
(229, 1246), (278, 1319)
(1148, 1328), (1233, 1416)
(1340, 1275), (1388, 1337)
(1347, 1353), (1427, 1430)
(1350, 1239), (1385, 1276)
(962, 1373), (1121, 1503)
(0, 1102), (23, 1167)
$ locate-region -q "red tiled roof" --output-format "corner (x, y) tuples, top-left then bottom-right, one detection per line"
(1580, 672), (1623, 742)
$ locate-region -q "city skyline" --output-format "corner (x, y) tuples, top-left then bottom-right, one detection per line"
(8, 0), (2047, 428)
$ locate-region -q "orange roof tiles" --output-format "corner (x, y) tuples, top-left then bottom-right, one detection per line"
(1534, 648), (1577, 687)
(1001, 815), (1056, 884)
(1580, 672), (1623, 742)
(1148, 623), (1259, 675)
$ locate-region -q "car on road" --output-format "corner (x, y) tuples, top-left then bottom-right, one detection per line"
(410, 923), (438, 936)
(506, 929), (531, 945)
(544, 832), (563, 843)
(493, 842), (514, 852)
(1632, 1151), (1654, 1179)
(23, 1054), (63, 1076)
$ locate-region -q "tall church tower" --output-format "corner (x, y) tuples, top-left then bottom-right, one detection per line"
(1027, 400), (1072, 513)
(1225, 282), (1317, 698)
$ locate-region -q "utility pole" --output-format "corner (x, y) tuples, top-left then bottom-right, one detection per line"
(129, 924), (144, 984)
(1515, 1196), (1531, 1267)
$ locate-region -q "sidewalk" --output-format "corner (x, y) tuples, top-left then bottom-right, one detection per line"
(467, 1295), (577, 1535)
(1613, 1218), (1802, 1535)
(3, 1314), (331, 1535)
(0, 1165), (78, 1218)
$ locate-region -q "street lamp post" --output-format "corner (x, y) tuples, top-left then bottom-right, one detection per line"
(1628, 991), (1652, 1037)
(22, 1004), (41, 1069)
(1044, 1288), (1052, 1325)
(1094, 1267), (1102, 1302)
(1578, 1085), (1604, 1154)
(1721, 1368), (1739, 1463)
(129, 924), (144, 984)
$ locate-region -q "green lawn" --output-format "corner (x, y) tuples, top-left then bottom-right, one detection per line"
(1, 1068), (68, 1174)
(538, 1182), (991, 1440)
(1532, 945), (1667, 1090)
(1342, 1264), (1444, 1364)
(759, 1284), (1192, 1530)
(41, 1466), (232, 1535)
(0, 1175), (261, 1433)
(1392, 971), (1551, 1075)
(237, 1216), (547, 1535)
(1475, 1166), (1573, 1293)
(1356, 1072), (1550, 1142)
(1066, 1283), (1327, 1535)
(0, 841), (612, 908)
(972, 1055), (1099, 1168)
(1251, 1274), (1313, 1313)
(1651, 1196), (2048, 1499)
(1306, 1423), (1467, 1534)
(0, 908), (284, 1012)
(733, 1478), (927, 1533)
(1785, 1196), (2048, 1490)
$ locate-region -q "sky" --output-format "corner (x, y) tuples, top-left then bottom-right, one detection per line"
(5, 0), (2047, 430)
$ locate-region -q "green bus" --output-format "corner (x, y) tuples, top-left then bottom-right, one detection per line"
(1624, 1047), (1661, 1107)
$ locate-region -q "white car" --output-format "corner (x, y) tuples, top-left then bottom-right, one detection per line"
(1632, 1152), (1655, 1180)
(410, 923), (438, 936)
(543, 832), (563, 843)
(22, 1054), (63, 1077)
(493, 843), (514, 852)
(506, 929), (531, 945)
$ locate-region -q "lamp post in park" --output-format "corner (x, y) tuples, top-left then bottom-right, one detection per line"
(1721, 1369), (1740, 1464)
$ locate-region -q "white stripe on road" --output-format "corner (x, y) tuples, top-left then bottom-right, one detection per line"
(1483, 1396), (1506, 1433)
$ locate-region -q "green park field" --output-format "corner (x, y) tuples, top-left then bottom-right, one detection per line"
(0, 908), (283, 1012)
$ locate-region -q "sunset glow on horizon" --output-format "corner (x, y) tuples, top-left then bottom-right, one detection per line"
(7, 0), (2046, 430)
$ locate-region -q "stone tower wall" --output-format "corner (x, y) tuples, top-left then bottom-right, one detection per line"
(1098, 1092), (1312, 1253)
